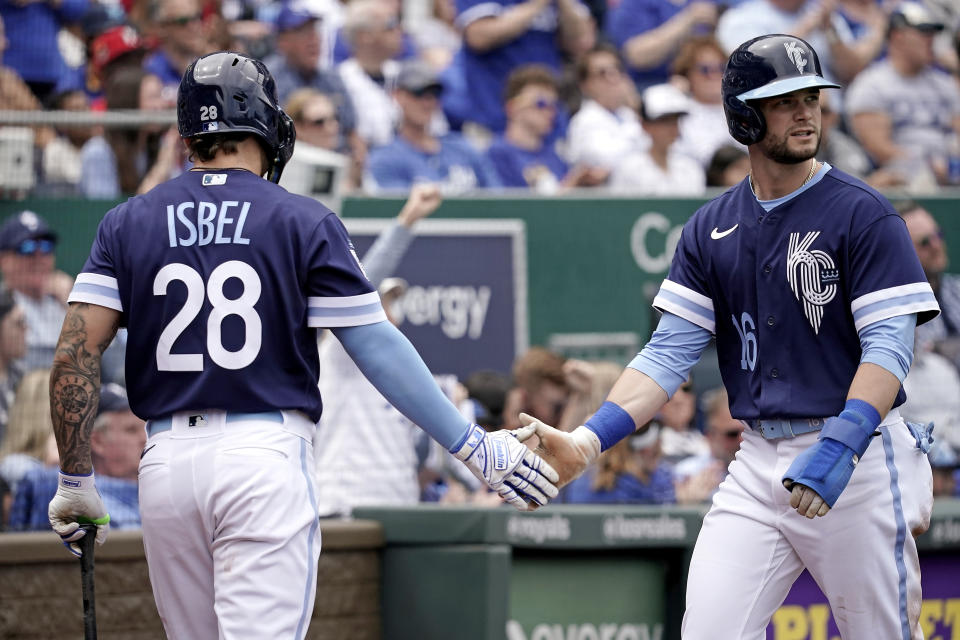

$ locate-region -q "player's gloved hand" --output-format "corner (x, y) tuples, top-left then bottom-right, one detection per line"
(518, 413), (600, 488)
(451, 424), (560, 510)
(48, 471), (111, 557)
(782, 402), (880, 518)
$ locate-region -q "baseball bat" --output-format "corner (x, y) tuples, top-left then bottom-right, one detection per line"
(78, 523), (98, 640)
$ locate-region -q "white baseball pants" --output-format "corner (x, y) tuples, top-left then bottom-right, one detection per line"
(138, 410), (321, 640)
(682, 411), (933, 640)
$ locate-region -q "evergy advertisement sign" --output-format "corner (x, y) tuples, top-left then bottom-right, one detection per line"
(345, 218), (528, 380)
(766, 556), (960, 639)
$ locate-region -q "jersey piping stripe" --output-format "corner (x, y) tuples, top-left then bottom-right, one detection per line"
(69, 273), (124, 311)
(659, 279), (714, 309)
(67, 290), (124, 312)
(309, 302), (383, 318)
(653, 282), (715, 332)
(653, 293), (716, 333)
(850, 282), (934, 313)
(880, 428), (911, 640)
(294, 438), (320, 640)
(307, 308), (387, 328)
(308, 291), (381, 308)
(74, 272), (119, 289)
(852, 296), (940, 332)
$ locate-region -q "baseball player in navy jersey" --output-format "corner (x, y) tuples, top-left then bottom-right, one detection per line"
(521, 35), (940, 639)
(45, 52), (558, 639)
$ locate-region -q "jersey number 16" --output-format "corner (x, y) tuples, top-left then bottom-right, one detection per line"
(154, 261), (262, 371)
(732, 312), (757, 372)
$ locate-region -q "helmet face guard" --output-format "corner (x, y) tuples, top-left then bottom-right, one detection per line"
(721, 35), (840, 146)
(178, 52), (297, 183)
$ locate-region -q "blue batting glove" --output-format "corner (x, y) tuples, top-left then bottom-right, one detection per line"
(782, 436), (857, 508)
(782, 410), (878, 509)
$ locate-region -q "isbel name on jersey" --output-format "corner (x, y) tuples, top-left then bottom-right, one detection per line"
(165, 199), (252, 247)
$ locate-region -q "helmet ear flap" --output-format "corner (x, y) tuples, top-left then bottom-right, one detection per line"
(266, 111), (296, 184)
(724, 94), (765, 146)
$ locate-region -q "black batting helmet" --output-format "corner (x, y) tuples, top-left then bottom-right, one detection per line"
(178, 52), (295, 183)
(722, 35), (840, 146)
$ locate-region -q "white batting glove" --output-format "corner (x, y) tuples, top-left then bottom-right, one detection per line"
(451, 424), (560, 510)
(48, 471), (110, 557)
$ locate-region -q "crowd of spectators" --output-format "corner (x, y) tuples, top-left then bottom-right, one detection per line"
(0, 0), (958, 198)
(1, 0), (960, 528)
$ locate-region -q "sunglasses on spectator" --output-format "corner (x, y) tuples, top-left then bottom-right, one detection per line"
(379, 16), (401, 30)
(411, 86), (443, 99)
(164, 13), (201, 26)
(15, 239), (55, 255)
(307, 115), (338, 127)
(694, 63), (725, 76)
(722, 429), (743, 439)
(919, 230), (944, 248)
(590, 65), (623, 80)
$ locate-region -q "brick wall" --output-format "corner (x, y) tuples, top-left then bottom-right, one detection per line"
(0, 520), (383, 639)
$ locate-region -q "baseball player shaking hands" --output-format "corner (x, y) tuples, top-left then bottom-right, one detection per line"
(47, 52), (557, 639)
(522, 35), (939, 639)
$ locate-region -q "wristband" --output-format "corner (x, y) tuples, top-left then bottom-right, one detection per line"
(58, 470), (95, 490)
(839, 398), (881, 432)
(585, 401), (636, 452)
(820, 398), (882, 457)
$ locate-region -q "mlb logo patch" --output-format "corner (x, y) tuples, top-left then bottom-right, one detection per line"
(202, 121), (219, 132)
(202, 174), (228, 186)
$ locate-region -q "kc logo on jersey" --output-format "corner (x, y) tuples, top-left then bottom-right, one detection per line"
(787, 231), (837, 334)
(784, 41), (808, 73)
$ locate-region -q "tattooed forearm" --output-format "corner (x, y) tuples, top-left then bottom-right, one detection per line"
(50, 303), (120, 474)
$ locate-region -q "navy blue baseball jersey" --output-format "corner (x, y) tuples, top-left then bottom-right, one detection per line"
(654, 167), (940, 420)
(68, 169), (385, 422)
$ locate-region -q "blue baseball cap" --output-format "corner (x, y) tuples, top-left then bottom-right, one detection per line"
(98, 383), (131, 416)
(0, 211), (58, 252)
(275, 4), (319, 32)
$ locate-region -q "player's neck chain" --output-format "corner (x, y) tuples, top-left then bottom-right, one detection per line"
(749, 159), (819, 199)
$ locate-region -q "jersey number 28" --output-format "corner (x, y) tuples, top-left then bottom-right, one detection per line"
(153, 261), (262, 371)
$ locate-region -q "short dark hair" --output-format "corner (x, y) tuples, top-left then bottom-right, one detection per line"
(893, 200), (924, 218)
(706, 145), (748, 187)
(186, 132), (269, 167)
(503, 65), (558, 103)
(575, 43), (622, 84)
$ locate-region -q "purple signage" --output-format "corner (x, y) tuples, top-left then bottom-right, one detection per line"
(345, 218), (528, 380)
(766, 556), (960, 639)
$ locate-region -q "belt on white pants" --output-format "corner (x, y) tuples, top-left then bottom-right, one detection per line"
(146, 410), (308, 439)
(745, 417), (827, 440)
(746, 408), (902, 441)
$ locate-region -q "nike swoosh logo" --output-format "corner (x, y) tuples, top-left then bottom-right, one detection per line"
(140, 444), (157, 460)
(711, 224), (738, 240)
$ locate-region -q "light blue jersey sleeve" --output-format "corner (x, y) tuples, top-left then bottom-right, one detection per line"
(628, 312), (713, 397)
(331, 320), (470, 450)
(858, 313), (915, 382)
